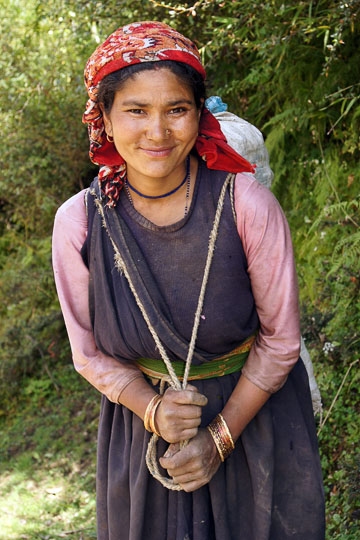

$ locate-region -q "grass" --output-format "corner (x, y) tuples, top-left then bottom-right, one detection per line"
(315, 358), (360, 540)
(0, 365), (99, 540)
(0, 350), (359, 539)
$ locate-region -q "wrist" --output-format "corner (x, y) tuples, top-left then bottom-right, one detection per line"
(205, 427), (221, 460)
(207, 413), (235, 462)
(153, 401), (162, 437)
(144, 394), (162, 437)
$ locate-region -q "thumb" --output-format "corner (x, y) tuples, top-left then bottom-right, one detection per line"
(160, 443), (180, 467)
(185, 384), (198, 393)
(162, 443), (180, 459)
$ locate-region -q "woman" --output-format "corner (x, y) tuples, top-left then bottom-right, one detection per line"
(53, 21), (325, 540)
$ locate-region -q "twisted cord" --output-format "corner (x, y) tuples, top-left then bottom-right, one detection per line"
(182, 174), (233, 388)
(229, 174), (237, 225)
(91, 174), (234, 490)
(92, 193), (181, 390)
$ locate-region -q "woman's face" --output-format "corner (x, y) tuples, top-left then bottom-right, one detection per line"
(102, 68), (202, 187)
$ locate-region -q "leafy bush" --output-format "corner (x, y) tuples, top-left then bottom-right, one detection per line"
(1, 0), (359, 536)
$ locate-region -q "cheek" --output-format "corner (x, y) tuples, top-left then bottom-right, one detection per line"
(177, 116), (200, 141)
(112, 123), (143, 152)
(112, 117), (138, 137)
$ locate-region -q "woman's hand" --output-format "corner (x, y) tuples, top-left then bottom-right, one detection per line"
(155, 384), (207, 443)
(159, 428), (221, 492)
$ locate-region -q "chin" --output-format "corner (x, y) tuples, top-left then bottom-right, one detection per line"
(138, 163), (180, 179)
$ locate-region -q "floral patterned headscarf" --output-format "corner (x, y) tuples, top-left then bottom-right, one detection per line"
(83, 21), (254, 207)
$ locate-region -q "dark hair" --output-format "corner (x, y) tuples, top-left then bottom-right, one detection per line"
(98, 60), (206, 114)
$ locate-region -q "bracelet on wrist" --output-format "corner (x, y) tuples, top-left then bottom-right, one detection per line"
(207, 413), (235, 462)
(144, 394), (162, 437)
(149, 396), (162, 437)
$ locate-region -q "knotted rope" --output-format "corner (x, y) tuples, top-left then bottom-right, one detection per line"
(92, 173), (234, 490)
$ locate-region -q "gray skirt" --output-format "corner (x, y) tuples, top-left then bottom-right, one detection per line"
(96, 359), (325, 540)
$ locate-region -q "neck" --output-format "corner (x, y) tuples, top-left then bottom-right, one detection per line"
(123, 158), (199, 227)
(127, 157), (190, 200)
(126, 158), (191, 199)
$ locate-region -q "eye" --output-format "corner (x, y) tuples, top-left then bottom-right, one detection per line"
(128, 109), (145, 115)
(169, 107), (187, 114)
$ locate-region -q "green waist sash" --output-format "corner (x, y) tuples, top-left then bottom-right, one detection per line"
(136, 334), (256, 381)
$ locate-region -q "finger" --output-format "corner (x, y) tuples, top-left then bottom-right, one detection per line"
(166, 457), (200, 477)
(180, 478), (208, 492)
(176, 405), (202, 421)
(175, 408), (202, 422)
(172, 390), (208, 407)
(159, 446), (193, 469)
(173, 427), (199, 443)
(172, 469), (204, 485)
(185, 384), (199, 393)
(159, 404), (202, 424)
(160, 425), (199, 444)
(162, 443), (180, 459)
(158, 426), (199, 445)
(160, 437), (202, 467)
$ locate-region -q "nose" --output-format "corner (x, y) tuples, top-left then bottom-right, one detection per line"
(145, 114), (169, 141)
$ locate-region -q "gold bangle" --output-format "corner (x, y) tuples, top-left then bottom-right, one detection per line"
(207, 413), (235, 462)
(144, 394), (162, 433)
(144, 395), (160, 432)
(218, 413), (235, 452)
(207, 423), (225, 461)
(149, 396), (162, 437)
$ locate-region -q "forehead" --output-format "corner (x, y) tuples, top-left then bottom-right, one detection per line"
(113, 68), (195, 104)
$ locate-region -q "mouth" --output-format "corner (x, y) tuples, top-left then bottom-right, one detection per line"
(139, 147), (173, 157)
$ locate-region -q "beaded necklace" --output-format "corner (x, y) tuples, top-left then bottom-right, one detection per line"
(125, 156), (191, 217)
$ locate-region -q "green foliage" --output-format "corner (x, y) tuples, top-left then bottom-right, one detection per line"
(1, 0), (359, 536)
(0, 366), (99, 539)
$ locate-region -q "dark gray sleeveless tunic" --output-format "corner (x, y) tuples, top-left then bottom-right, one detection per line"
(82, 161), (325, 540)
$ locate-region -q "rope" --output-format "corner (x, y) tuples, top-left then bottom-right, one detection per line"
(92, 191), (181, 391)
(182, 175), (233, 388)
(229, 174), (237, 225)
(91, 174), (234, 490)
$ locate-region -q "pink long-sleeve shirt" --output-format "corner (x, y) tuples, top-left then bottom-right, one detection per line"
(52, 173), (300, 402)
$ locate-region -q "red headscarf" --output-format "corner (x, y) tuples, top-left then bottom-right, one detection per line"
(83, 21), (254, 207)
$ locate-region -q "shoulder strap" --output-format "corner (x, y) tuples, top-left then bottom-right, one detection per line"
(92, 173), (235, 390)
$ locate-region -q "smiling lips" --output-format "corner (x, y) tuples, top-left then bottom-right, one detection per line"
(140, 146), (174, 157)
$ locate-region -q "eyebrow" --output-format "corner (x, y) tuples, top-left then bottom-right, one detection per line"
(120, 99), (194, 107)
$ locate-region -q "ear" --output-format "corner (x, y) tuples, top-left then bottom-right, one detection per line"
(99, 103), (113, 137)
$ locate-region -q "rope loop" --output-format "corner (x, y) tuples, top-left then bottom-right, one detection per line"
(92, 174), (235, 490)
